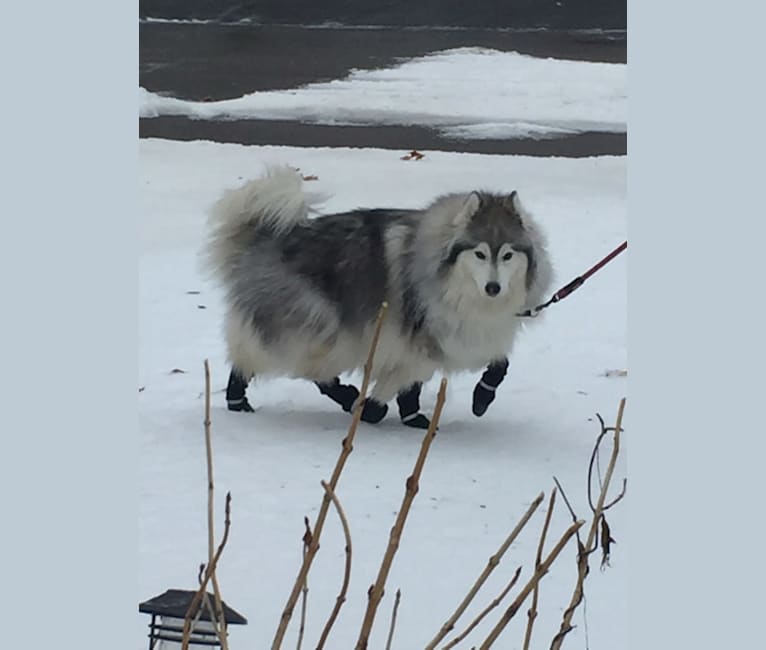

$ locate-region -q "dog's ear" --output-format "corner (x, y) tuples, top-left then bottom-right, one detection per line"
(452, 191), (481, 227)
(503, 191), (522, 214)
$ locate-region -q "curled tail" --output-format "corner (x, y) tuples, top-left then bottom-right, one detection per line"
(203, 165), (321, 283)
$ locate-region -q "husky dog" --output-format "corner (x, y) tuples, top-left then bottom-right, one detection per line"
(204, 166), (552, 427)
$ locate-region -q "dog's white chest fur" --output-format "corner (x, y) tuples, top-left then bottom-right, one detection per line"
(428, 299), (523, 371)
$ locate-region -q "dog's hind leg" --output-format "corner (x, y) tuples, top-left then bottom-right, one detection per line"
(396, 383), (431, 430)
(341, 393), (389, 424)
(316, 377), (389, 424)
(359, 367), (426, 425)
(472, 357), (510, 417)
(315, 377), (360, 413)
(359, 398), (389, 424)
(226, 368), (255, 413)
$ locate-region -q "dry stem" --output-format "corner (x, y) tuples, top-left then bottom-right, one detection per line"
(425, 491), (545, 650)
(297, 540), (309, 650)
(522, 487), (558, 650)
(203, 360), (229, 650)
(182, 492), (233, 650)
(315, 480), (353, 650)
(355, 377), (448, 650)
(477, 519), (586, 649)
(384, 589), (402, 650)
(192, 564), (224, 648)
(550, 398), (626, 650)
(442, 566), (522, 650)
(185, 565), (208, 641)
(272, 303), (389, 650)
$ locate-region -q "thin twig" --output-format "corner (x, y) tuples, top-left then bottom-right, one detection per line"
(315, 481), (353, 650)
(552, 477), (584, 550)
(182, 493), (233, 649)
(550, 398), (626, 650)
(272, 303), (389, 650)
(587, 418), (612, 514)
(442, 566), (522, 650)
(201, 591), (225, 645)
(184, 564), (209, 642)
(203, 360), (229, 650)
(478, 519), (586, 649)
(552, 477), (577, 524)
(425, 492), (545, 650)
(355, 377), (448, 650)
(522, 487), (558, 650)
(602, 478), (627, 511)
(384, 589), (402, 650)
(297, 528), (310, 650)
(191, 564), (221, 640)
(185, 565), (214, 645)
(594, 420), (604, 506)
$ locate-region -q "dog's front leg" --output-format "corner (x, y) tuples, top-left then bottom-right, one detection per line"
(396, 382), (431, 429)
(472, 357), (510, 416)
(360, 368), (426, 426)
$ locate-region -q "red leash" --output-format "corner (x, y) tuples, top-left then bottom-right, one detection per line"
(517, 241), (627, 318)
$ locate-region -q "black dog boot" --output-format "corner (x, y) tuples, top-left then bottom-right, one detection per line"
(472, 358), (510, 417)
(319, 378), (388, 423)
(315, 377), (360, 413)
(226, 369), (255, 412)
(360, 398), (389, 423)
(396, 382), (431, 429)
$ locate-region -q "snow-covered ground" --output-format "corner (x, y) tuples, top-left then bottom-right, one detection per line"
(139, 47), (626, 140)
(139, 138), (627, 648)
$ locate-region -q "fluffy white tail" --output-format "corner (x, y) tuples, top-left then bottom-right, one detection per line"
(203, 165), (319, 283)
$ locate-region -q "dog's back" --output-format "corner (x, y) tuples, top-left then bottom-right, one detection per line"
(229, 208), (416, 344)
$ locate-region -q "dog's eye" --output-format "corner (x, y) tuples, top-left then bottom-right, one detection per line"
(474, 251), (487, 260)
(502, 252), (514, 261)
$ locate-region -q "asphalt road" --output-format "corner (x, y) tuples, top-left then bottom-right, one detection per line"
(139, 22), (627, 157)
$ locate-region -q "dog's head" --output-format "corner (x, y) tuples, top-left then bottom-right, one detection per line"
(441, 191), (539, 303)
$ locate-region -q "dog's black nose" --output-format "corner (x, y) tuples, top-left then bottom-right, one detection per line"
(485, 282), (500, 296)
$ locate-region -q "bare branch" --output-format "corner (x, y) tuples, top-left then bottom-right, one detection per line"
(550, 398), (626, 650)
(552, 478), (584, 555)
(478, 519), (586, 649)
(272, 303), (389, 650)
(182, 492), (233, 650)
(552, 477), (577, 524)
(602, 479), (627, 512)
(522, 487), (557, 650)
(425, 492), (545, 650)
(188, 563), (221, 642)
(442, 566), (522, 650)
(355, 377), (448, 650)
(297, 539), (309, 650)
(203, 360), (229, 650)
(315, 481), (353, 650)
(384, 589), (402, 650)
(586, 414), (615, 514)
(201, 591), (225, 647)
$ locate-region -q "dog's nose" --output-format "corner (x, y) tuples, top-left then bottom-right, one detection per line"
(485, 282), (501, 297)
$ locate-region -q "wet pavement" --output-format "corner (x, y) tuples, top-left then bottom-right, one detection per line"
(139, 22), (626, 157)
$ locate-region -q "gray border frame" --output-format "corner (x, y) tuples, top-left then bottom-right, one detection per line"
(628, 1), (764, 648)
(3, 4), (136, 649)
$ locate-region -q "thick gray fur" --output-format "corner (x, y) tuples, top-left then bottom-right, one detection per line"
(203, 166), (553, 407)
